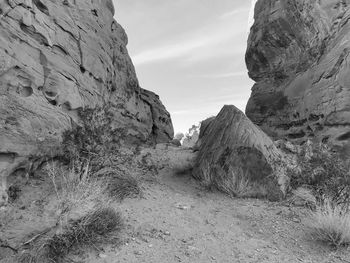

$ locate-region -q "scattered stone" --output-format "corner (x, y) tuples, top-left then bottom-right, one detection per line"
(98, 253), (107, 259)
(175, 204), (191, 210)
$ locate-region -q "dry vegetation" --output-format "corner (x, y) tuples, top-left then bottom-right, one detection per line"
(19, 208), (123, 263)
(47, 161), (109, 219)
(306, 198), (350, 247)
(6, 106), (147, 262)
(288, 143), (350, 248)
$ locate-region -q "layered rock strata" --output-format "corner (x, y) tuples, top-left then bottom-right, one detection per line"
(0, 0), (173, 205)
(246, 0), (350, 151)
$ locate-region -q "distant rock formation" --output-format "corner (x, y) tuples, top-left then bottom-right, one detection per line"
(182, 124), (199, 148)
(193, 105), (290, 200)
(246, 0), (350, 151)
(0, 0), (173, 206)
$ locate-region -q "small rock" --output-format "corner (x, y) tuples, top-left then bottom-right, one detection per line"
(292, 218), (301, 223)
(175, 204), (191, 210)
(98, 253), (107, 259)
(134, 250), (143, 255)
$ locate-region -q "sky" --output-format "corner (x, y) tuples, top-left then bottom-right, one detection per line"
(113, 0), (256, 134)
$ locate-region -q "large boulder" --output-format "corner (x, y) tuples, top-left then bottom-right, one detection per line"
(0, 0), (173, 206)
(246, 0), (350, 151)
(193, 105), (290, 200)
(195, 116), (215, 149)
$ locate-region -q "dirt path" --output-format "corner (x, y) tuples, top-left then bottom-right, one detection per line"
(1, 146), (350, 263)
(85, 165), (350, 263)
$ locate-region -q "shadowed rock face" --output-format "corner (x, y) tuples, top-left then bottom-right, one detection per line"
(246, 0), (350, 150)
(0, 0), (173, 205)
(194, 105), (289, 200)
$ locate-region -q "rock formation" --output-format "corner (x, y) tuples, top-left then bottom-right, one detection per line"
(246, 0), (350, 151)
(195, 116), (215, 149)
(193, 105), (290, 200)
(0, 0), (173, 206)
(182, 124), (199, 148)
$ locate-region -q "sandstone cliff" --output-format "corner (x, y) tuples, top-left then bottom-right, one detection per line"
(246, 0), (350, 151)
(0, 0), (173, 204)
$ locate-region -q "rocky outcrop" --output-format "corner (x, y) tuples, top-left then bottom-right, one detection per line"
(193, 105), (290, 200)
(140, 89), (173, 143)
(182, 125), (199, 148)
(195, 116), (215, 149)
(246, 0), (350, 150)
(0, 0), (173, 206)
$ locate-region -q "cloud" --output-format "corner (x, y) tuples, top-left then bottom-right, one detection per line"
(189, 71), (248, 79)
(132, 12), (246, 66)
(132, 37), (210, 65)
(172, 110), (191, 115)
(220, 7), (250, 19)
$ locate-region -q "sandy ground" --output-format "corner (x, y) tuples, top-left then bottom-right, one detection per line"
(1, 146), (350, 263)
(84, 147), (350, 263)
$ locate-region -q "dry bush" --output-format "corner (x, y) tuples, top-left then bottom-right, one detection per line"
(289, 143), (350, 208)
(232, 175), (268, 199)
(46, 162), (109, 219)
(107, 174), (142, 201)
(19, 207), (123, 263)
(201, 166), (268, 199)
(289, 187), (316, 209)
(307, 198), (350, 247)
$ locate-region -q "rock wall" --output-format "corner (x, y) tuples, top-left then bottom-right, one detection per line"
(0, 0), (173, 205)
(246, 0), (350, 151)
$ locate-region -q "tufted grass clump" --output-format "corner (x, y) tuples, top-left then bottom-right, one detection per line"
(306, 199), (350, 247)
(19, 207), (123, 263)
(47, 161), (109, 218)
(107, 174), (142, 201)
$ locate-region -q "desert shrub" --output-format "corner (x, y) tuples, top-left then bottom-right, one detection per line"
(61, 105), (137, 177)
(19, 207), (123, 263)
(290, 143), (350, 209)
(107, 174), (142, 201)
(46, 161), (109, 219)
(289, 187), (316, 209)
(306, 198), (350, 247)
(200, 165), (269, 199)
(62, 105), (114, 158)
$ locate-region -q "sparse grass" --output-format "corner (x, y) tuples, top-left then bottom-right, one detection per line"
(200, 166), (268, 199)
(19, 207), (123, 263)
(290, 187), (316, 209)
(46, 162), (109, 219)
(306, 198), (350, 247)
(107, 174), (142, 201)
(231, 175), (268, 199)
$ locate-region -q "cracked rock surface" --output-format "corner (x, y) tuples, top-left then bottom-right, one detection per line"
(246, 0), (350, 151)
(193, 105), (290, 200)
(0, 0), (173, 204)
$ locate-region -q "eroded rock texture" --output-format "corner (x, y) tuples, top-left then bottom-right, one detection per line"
(0, 0), (173, 205)
(246, 0), (350, 151)
(194, 105), (289, 200)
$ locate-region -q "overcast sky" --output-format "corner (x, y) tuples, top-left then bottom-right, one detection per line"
(114, 0), (255, 134)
